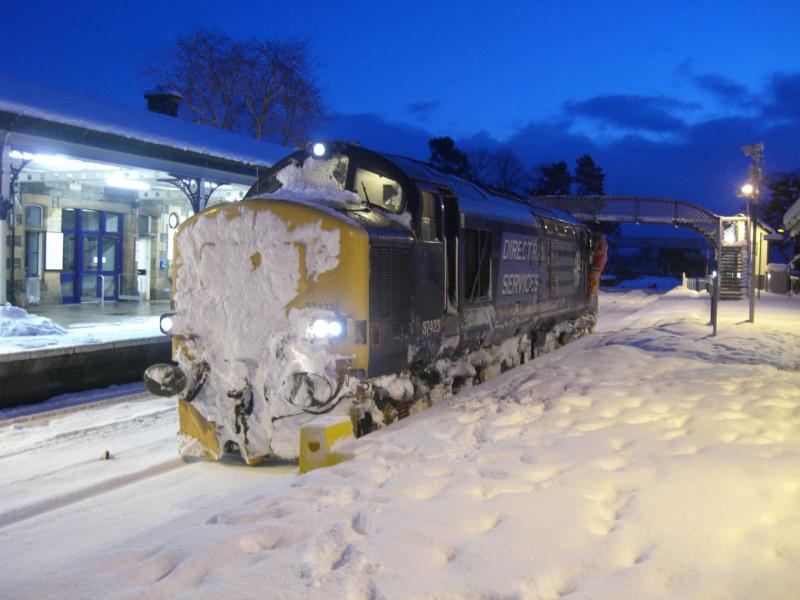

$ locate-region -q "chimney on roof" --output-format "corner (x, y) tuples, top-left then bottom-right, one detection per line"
(144, 87), (183, 117)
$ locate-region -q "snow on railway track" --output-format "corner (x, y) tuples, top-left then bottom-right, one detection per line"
(0, 384), (299, 542)
(0, 391), (185, 527)
(0, 382), (152, 422)
(0, 457), (187, 528)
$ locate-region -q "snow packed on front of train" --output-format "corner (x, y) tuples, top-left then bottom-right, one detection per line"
(162, 158), (375, 463)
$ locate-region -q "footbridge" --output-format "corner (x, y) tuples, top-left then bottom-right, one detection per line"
(535, 195), (721, 242)
(535, 195), (729, 334)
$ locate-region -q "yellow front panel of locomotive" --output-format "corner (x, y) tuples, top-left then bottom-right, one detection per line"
(171, 198), (369, 371)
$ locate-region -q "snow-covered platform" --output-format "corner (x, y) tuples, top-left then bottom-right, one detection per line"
(0, 301), (169, 404)
(0, 287), (798, 599)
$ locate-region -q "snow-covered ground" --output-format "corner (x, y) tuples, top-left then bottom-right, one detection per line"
(0, 304), (161, 354)
(0, 288), (798, 599)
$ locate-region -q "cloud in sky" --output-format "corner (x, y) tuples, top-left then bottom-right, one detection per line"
(761, 72), (800, 121)
(406, 100), (441, 121)
(564, 94), (695, 133)
(315, 112), (431, 158)
(692, 73), (753, 106)
(677, 61), (756, 108)
(319, 71), (800, 215)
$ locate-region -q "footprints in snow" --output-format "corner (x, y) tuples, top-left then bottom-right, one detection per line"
(592, 455), (631, 472)
(462, 512), (503, 536)
(584, 486), (631, 538)
(237, 525), (300, 553)
(300, 511), (381, 587)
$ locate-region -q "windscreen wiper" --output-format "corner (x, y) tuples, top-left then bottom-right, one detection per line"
(349, 182), (372, 212)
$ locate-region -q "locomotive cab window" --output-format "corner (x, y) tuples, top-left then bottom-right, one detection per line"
(419, 191), (441, 242)
(354, 168), (403, 213)
(464, 228), (492, 302)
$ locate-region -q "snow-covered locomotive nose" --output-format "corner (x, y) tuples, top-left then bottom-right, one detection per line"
(170, 199), (369, 463)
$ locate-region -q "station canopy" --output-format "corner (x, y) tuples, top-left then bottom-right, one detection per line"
(8, 149), (250, 209)
(0, 74), (289, 211)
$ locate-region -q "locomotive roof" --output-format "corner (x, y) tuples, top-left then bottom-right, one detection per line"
(375, 151), (583, 228)
(250, 142), (584, 230)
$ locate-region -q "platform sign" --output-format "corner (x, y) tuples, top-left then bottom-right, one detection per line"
(497, 232), (540, 305)
(45, 231), (64, 270)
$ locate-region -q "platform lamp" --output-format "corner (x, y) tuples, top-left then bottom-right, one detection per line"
(739, 142), (764, 324)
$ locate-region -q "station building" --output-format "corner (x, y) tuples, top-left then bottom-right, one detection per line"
(0, 77), (287, 308)
(785, 196), (800, 293)
(786, 197), (800, 240)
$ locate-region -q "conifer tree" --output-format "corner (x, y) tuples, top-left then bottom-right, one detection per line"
(428, 137), (472, 177)
(574, 154), (605, 196)
(530, 161), (571, 196)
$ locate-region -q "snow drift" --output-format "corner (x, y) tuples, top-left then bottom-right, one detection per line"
(0, 303), (66, 337)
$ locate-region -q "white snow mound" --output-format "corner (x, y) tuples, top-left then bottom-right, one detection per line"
(259, 158), (363, 208)
(0, 303), (66, 337)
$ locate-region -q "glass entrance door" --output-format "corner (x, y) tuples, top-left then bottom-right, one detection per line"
(61, 209), (122, 303)
(81, 234), (100, 301)
(60, 209), (78, 303)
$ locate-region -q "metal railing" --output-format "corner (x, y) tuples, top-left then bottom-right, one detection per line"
(537, 195), (720, 242)
(80, 274), (110, 305)
(682, 273), (707, 292)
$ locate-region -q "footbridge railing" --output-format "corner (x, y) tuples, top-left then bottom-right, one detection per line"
(535, 195), (720, 243)
(536, 195), (726, 335)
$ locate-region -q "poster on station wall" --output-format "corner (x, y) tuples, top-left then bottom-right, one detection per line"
(45, 231), (64, 270)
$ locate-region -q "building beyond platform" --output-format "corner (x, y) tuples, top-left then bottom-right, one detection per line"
(0, 76), (287, 308)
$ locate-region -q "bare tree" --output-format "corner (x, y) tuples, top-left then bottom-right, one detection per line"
(144, 30), (323, 146)
(492, 148), (527, 193)
(144, 30), (246, 131)
(468, 147), (527, 193)
(240, 39), (323, 145)
(468, 148), (495, 184)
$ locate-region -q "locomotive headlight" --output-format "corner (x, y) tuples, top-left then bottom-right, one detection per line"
(160, 312), (175, 335)
(310, 318), (346, 340)
(311, 142), (327, 158)
(326, 320), (344, 338)
(311, 319), (329, 338)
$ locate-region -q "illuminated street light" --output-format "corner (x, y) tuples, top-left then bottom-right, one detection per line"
(740, 143), (764, 324)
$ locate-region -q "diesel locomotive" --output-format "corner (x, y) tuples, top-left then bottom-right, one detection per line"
(146, 142), (603, 463)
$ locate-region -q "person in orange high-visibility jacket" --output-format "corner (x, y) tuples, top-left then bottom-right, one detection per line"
(587, 232), (608, 294)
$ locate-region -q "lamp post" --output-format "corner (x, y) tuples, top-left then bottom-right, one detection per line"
(740, 143), (764, 324)
(757, 230), (764, 299)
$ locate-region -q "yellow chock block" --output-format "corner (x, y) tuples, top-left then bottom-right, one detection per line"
(299, 415), (354, 473)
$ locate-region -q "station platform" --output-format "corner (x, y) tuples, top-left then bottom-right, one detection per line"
(0, 300), (172, 406)
(33, 299), (170, 328)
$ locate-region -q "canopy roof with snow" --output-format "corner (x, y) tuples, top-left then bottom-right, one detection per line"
(0, 75), (288, 185)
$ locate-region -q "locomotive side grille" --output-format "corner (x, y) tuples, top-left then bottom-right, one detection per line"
(370, 245), (412, 338)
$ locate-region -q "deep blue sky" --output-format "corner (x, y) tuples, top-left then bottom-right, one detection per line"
(1, 0), (799, 215)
